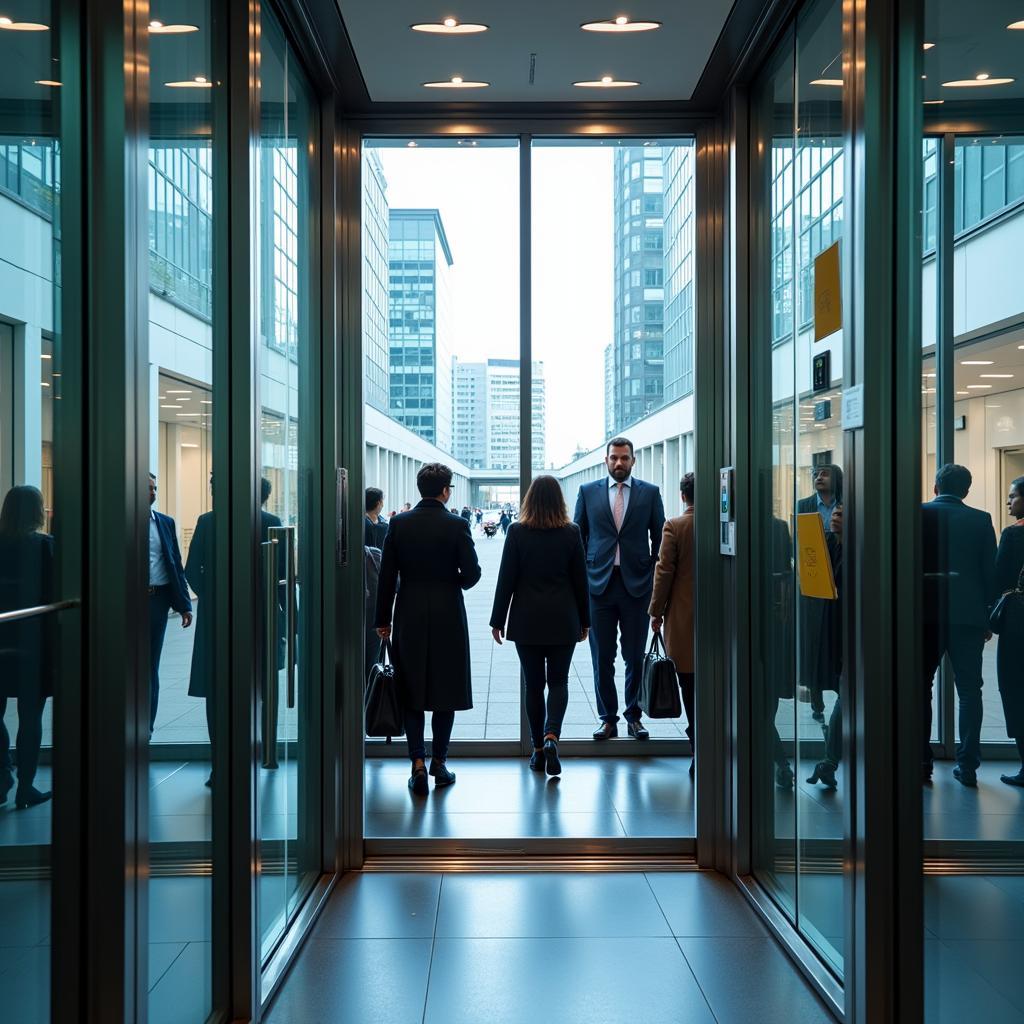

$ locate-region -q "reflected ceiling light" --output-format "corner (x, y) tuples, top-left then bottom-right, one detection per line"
(961, 360), (993, 365)
(149, 20), (199, 33)
(581, 17), (661, 32)
(165, 389), (192, 394)
(406, 141), (418, 147)
(176, 412), (202, 417)
(942, 74), (1015, 87)
(956, 390), (969, 395)
(810, 78), (843, 86)
(923, 42), (935, 49)
(966, 384), (992, 389)
(573, 76), (640, 87)
(923, 99), (944, 105)
(160, 404), (182, 409)
(980, 373), (1014, 378)
(1009, 21), (1024, 29)
(181, 443), (200, 448)
(0, 17), (49, 30)
(34, 80), (61, 87)
(165, 76), (212, 88)
(422, 76), (489, 88)
(411, 18), (488, 34)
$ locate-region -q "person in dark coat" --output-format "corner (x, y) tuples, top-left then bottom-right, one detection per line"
(922, 463), (997, 786)
(499, 508), (512, 535)
(364, 487), (389, 549)
(490, 475), (590, 776)
(995, 475), (1024, 787)
(374, 462), (481, 794)
(0, 486), (55, 808)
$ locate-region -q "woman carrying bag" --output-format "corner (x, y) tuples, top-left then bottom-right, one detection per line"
(649, 473), (696, 777)
(994, 476), (1024, 787)
(490, 476), (590, 776)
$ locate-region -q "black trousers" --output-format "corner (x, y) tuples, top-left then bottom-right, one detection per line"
(404, 709), (455, 762)
(149, 585), (174, 734)
(0, 693), (45, 791)
(588, 569), (650, 723)
(922, 622), (985, 770)
(824, 698), (842, 766)
(516, 642), (574, 747)
(677, 671), (695, 749)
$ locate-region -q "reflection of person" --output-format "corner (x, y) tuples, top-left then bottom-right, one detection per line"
(0, 486), (54, 808)
(650, 473), (696, 777)
(807, 505), (844, 789)
(922, 463), (997, 786)
(499, 509), (512, 535)
(364, 544), (382, 684)
(796, 464), (843, 722)
(148, 473), (192, 736)
(401, 502), (412, 513)
(364, 488), (388, 549)
(460, 505), (473, 526)
(767, 515), (796, 788)
(490, 476), (590, 776)
(994, 476), (1024, 787)
(575, 437), (665, 740)
(375, 463), (481, 794)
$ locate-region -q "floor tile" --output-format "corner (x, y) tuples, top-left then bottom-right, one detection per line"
(148, 942), (211, 1024)
(925, 938), (1023, 1023)
(618, 811), (695, 838)
(365, 810), (626, 839)
(0, 880), (50, 946)
(0, 944), (48, 1024)
(936, 939), (1024, 1011)
(149, 877), (212, 943)
(647, 872), (769, 938)
(312, 873), (441, 939)
(925, 876), (1024, 941)
(148, 942), (187, 991)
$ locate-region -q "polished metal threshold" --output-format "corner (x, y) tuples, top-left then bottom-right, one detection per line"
(362, 852), (697, 872)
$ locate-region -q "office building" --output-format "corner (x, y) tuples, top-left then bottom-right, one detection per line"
(362, 149), (390, 413)
(662, 143), (697, 403)
(603, 341), (615, 439)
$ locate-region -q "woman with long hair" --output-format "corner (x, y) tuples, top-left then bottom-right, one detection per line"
(490, 475), (590, 775)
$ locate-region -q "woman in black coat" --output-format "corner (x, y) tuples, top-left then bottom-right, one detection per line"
(0, 486), (55, 808)
(995, 476), (1024, 787)
(490, 475), (590, 775)
(375, 463), (481, 794)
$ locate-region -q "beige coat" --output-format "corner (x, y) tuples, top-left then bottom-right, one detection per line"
(648, 509), (695, 673)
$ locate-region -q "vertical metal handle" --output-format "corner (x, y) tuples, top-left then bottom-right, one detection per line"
(337, 467), (349, 567)
(261, 538), (279, 769)
(282, 527), (297, 709)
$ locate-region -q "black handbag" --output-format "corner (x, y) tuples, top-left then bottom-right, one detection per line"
(990, 564), (1024, 636)
(640, 632), (682, 719)
(364, 639), (405, 737)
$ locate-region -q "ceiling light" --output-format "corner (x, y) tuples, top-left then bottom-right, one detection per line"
(411, 19), (488, 34)
(966, 384), (992, 389)
(34, 80), (61, 87)
(961, 360), (993, 365)
(923, 42), (935, 50)
(40, 353), (52, 360)
(980, 373), (1013, 378)
(956, 390), (969, 395)
(406, 141), (418, 147)
(810, 79), (843, 86)
(165, 76), (212, 88)
(1010, 21), (1024, 29)
(160, 404), (182, 409)
(0, 17), (49, 30)
(149, 20), (199, 33)
(581, 17), (661, 32)
(180, 443), (200, 448)
(942, 75), (1015, 87)
(573, 77), (640, 88)
(422, 77), (489, 88)
(923, 99), (944, 105)
(176, 412), (201, 417)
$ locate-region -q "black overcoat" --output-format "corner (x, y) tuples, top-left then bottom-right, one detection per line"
(374, 499), (481, 712)
(0, 532), (55, 700)
(995, 522), (1024, 738)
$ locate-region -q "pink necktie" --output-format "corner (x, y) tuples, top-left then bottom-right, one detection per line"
(613, 482), (624, 565)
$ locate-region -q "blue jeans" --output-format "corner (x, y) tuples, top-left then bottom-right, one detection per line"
(404, 709), (455, 762)
(588, 569), (650, 723)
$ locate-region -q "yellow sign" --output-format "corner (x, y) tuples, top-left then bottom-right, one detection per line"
(796, 512), (838, 600)
(814, 241), (842, 342)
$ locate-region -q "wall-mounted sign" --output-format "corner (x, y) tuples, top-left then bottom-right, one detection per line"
(814, 400), (832, 422)
(954, 415), (967, 431)
(813, 351), (831, 393)
(842, 383), (864, 430)
(814, 241), (842, 341)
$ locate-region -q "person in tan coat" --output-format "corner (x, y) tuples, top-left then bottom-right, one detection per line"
(649, 472), (696, 777)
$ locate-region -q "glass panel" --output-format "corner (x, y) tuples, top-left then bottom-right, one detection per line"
(146, 5), (215, 1018)
(257, 8), (319, 961)
(0, 6), (65, 1021)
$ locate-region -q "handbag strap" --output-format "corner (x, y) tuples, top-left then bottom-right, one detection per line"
(377, 637), (392, 664)
(648, 631), (664, 656)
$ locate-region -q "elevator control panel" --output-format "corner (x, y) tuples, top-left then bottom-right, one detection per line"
(719, 466), (735, 556)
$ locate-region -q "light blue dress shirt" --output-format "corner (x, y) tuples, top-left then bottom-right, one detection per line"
(149, 511), (170, 586)
(607, 476), (632, 566)
(816, 494), (837, 531)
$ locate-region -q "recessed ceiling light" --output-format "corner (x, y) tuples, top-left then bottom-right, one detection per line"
(40, 353), (52, 360)
(923, 42), (935, 49)
(149, 20), (199, 33)
(165, 389), (193, 394)
(961, 360), (994, 365)
(980, 374), (1014, 378)
(1009, 21), (1024, 29)
(0, 17), (49, 31)
(422, 76), (489, 88)
(160, 404), (182, 409)
(573, 76), (640, 88)
(810, 79), (843, 87)
(942, 75), (1015, 87)
(581, 17), (661, 32)
(176, 412), (202, 417)
(923, 99), (944, 105)
(165, 76), (212, 88)
(180, 443), (200, 448)
(956, 390), (969, 395)
(967, 384), (992, 389)
(411, 19), (488, 34)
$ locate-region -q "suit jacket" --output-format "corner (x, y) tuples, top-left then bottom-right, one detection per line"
(489, 521), (590, 646)
(374, 499), (482, 712)
(921, 495), (997, 627)
(153, 511), (192, 615)
(364, 515), (388, 550)
(648, 509), (695, 673)
(0, 531), (55, 700)
(573, 477), (665, 598)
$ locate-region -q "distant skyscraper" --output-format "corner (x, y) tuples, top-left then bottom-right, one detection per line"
(613, 146), (666, 428)
(604, 342), (615, 439)
(663, 143), (696, 403)
(453, 359), (545, 471)
(363, 150), (390, 414)
(388, 209), (454, 452)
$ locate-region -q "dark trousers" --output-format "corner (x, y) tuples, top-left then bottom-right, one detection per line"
(516, 643), (573, 747)
(922, 622), (986, 770)
(404, 709), (455, 763)
(824, 698), (842, 765)
(0, 693), (45, 791)
(588, 569), (650, 723)
(149, 585), (174, 734)
(677, 671), (695, 748)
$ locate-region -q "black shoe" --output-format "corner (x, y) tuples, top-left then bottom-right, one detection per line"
(543, 738), (561, 776)
(627, 721), (650, 741)
(529, 750), (545, 772)
(775, 762), (794, 788)
(15, 786), (52, 810)
(593, 722), (618, 740)
(923, 764), (933, 784)
(204, 774), (213, 789)
(429, 760), (456, 787)
(812, 710), (825, 724)
(1000, 770), (1024, 787)
(408, 766), (428, 796)
(688, 758), (695, 780)
(807, 760), (838, 790)
(953, 765), (978, 788)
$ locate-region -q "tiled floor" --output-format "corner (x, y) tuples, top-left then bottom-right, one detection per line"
(263, 870), (837, 1024)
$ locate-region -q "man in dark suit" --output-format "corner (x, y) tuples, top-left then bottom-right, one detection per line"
(574, 437), (666, 739)
(922, 463), (997, 786)
(364, 487), (389, 549)
(375, 462), (481, 794)
(147, 472), (192, 736)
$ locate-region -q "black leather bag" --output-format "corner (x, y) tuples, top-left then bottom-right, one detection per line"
(365, 639), (405, 737)
(990, 565), (1024, 636)
(640, 632), (682, 719)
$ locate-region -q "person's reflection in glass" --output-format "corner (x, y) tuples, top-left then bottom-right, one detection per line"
(807, 504), (844, 790)
(995, 476), (1024, 787)
(769, 514), (796, 788)
(185, 476), (216, 787)
(0, 486), (55, 808)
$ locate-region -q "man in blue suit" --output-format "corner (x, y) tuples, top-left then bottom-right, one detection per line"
(148, 473), (192, 736)
(574, 438), (666, 739)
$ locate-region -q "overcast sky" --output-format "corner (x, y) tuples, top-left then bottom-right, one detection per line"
(376, 144), (613, 468)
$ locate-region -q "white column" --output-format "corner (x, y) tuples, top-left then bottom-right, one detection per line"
(13, 323), (42, 487)
(149, 362), (160, 477)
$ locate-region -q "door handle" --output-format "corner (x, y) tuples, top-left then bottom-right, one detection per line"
(271, 525), (298, 710)
(337, 467), (349, 567)
(261, 537), (279, 770)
